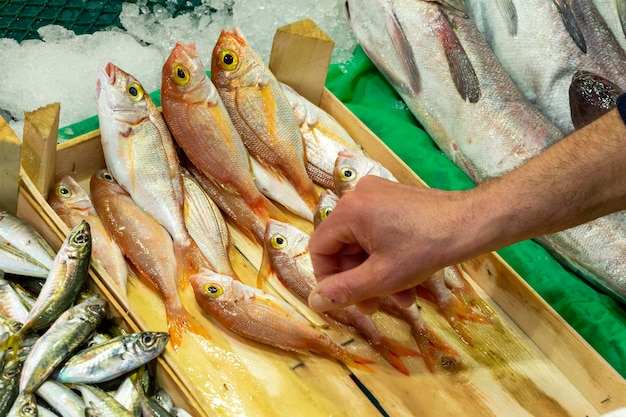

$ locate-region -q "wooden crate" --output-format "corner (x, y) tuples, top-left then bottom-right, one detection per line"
(2, 19), (626, 417)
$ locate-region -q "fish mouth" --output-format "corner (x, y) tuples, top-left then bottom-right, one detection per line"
(95, 62), (116, 100)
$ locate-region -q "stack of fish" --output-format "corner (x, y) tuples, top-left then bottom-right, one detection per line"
(344, 0), (626, 304)
(75, 24), (500, 377)
(0, 213), (192, 416)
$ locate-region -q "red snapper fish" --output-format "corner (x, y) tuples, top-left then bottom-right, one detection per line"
(190, 269), (373, 371)
(211, 28), (320, 213)
(90, 169), (210, 351)
(95, 62), (207, 286)
(48, 175), (128, 293)
(160, 42), (286, 237)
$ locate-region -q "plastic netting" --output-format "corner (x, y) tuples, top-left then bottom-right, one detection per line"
(0, 0), (202, 42)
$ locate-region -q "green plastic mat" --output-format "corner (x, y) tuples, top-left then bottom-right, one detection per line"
(0, 0), (203, 42)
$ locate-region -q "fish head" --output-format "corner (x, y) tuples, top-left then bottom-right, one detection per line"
(95, 62), (151, 124)
(79, 295), (108, 322)
(210, 27), (262, 90)
(8, 391), (37, 416)
(313, 189), (339, 227)
(89, 169), (124, 198)
(333, 151), (397, 196)
(49, 175), (92, 214)
(66, 220), (92, 261)
(190, 269), (241, 306)
(135, 331), (170, 357)
(264, 220), (311, 266)
(162, 42), (215, 103)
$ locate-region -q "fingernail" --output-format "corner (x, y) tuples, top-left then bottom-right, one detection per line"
(309, 291), (334, 312)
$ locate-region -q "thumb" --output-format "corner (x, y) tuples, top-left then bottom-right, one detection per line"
(308, 259), (386, 312)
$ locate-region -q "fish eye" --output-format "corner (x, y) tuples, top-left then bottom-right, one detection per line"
(73, 230), (90, 245)
(270, 233), (287, 249)
(172, 64), (190, 86)
(22, 405), (36, 415)
(204, 283), (223, 298)
(97, 170), (115, 182)
(142, 333), (155, 346)
(218, 49), (238, 71)
(87, 304), (104, 315)
(4, 368), (19, 378)
(339, 167), (355, 182)
(127, 81), (144, 102)
(320, 207), (333, 220)
(56, 184), (72, 199)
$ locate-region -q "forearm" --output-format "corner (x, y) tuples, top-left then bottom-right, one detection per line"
(463, 107), (626, 257)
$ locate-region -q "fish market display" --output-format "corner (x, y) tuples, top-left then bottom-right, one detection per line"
(48, 175), (128, 293)
(465, 0), (626, 134)
(95, 61), (208, 285)
(569, 70), (624, 129)
(190, 268), (373, 370)
(345, 0), (626, 303)
(90, 169), (210, 350)
(161, 42), (286, 235)
(211, 27), (321, 214)
(0, 210), (55, 278)
(280, 82), (366, 190)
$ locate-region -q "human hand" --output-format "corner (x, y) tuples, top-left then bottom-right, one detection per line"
(307, 175), (471, 313)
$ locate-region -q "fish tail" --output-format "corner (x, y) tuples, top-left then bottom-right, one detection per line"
(165, 302), (211, 351)
(369, 336), (420, 376)
(339, 350), (376, 373)
(410, 325), (462, 373)
(251, 195), (288, 223)
(174, 238), (209, 290)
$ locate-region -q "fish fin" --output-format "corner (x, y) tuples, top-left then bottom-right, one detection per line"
(174, 238), (210, 290)
(385, 9), (421, 96)
(165, 303), (211, 351)
(431, 0), (469, 18)
(495, 0), (518, 35)
(369, 336), (420, 376)
(434, 8), (480, 103)
(256, 243), (273, 289)
(553, 0), (587, 53)
(409, 324), (462, 373)
(446, 265), (498, 322)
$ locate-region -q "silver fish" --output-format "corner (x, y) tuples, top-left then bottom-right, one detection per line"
(0, 211), (55, 272)
(19, 295), (107, 393)
(465, 0), (626, 134)
(54, 331), (169, 384)
(6, 391), (37, 417)
(345, 0), (563, 183)
(114, 376), (141, 416)
(36, 380), (86, 417)
(76, 383), (135, 417)
(20, 220), (91, 334)
(0, 357), (22, 416)
(0, 275), (30, 324)
(0, 242), (50, 278)
(589, 0), (626, 51)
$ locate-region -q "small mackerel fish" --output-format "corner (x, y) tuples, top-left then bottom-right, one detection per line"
(345, 0), (626, 303)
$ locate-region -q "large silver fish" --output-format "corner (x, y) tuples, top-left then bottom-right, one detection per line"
(346, 0), (626, 303)
(0, 211), (55, 272)
(345, 0), (563, 183)
(465, 0), (626, 134)
(589, 0), (626, 51)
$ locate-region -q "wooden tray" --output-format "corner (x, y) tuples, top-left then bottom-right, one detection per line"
(2, 19), (625, 417)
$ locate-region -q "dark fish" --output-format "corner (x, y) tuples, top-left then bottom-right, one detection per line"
(569, 70), (624, 130)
